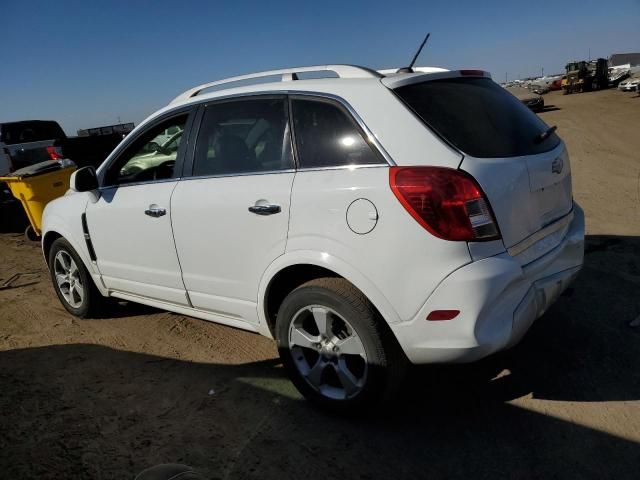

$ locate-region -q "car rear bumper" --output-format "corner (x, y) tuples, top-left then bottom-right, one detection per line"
(390, 204), (585, 364)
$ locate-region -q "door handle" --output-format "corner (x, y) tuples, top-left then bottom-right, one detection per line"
(145, 206), (167, 217)
(248, 204), (281, 216)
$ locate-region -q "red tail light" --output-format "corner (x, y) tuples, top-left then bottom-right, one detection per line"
(389, 166), (500, 241)
(46, 146), (64, 160)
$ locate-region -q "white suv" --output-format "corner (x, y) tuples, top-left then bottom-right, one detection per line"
(42, 65), (584, 411)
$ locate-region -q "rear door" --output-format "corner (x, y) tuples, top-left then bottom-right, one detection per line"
(170, 96), (295, 323)
(389, 73), (573, 250)
(86, 109), (195, 305)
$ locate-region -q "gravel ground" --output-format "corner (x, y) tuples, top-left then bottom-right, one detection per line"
(1, 89), (639, 479)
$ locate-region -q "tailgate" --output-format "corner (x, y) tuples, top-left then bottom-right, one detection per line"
(388, 72), (573, 252)
(7, 140), (54, 170)
(460, 141), (573, 249)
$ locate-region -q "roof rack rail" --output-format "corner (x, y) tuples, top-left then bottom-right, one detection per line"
(170, 64), (381, 104)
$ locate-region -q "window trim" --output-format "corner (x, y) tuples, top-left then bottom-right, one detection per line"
(293, 92), (394, 167)
(182, 94), (293, 179)
(98, 90), (395, 187)
(97, 106), (197, 189)
(180, 91), (394, 180)
(288, 94), (389, 171)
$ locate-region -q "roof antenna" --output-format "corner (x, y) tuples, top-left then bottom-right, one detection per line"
(397, 33), (431, 74)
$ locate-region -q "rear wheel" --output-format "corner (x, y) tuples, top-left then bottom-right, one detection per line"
(275, 278), (407, 413)
(48, 237), (103, 318)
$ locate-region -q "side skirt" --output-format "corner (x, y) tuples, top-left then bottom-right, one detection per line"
(109, 291), (261, 334)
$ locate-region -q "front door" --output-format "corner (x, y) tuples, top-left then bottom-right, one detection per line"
(171, 96), (295, 323)
(86, 111), (193, 305)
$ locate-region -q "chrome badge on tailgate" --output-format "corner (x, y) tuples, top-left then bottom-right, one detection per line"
(551, 156), (564, 174)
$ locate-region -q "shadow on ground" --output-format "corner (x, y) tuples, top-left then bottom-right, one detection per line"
(540, 104), (561, 112)
(1, 235), (639, 479)
(93, 299), (162, 319)
(0, 198), (29, 234)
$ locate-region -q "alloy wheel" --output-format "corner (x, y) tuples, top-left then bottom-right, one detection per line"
(288, 305), (368, 400)
(53, 250), (84, 308)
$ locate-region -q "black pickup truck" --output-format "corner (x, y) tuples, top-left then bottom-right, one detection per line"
(1, 120), (124, 229)
(0, 120), (123, 175)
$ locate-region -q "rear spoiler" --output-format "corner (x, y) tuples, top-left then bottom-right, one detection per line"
(382, 69), (492, 89)
(378, 66), (449, 76)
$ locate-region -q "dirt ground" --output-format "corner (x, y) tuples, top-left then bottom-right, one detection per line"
(1, 89), (639, 479)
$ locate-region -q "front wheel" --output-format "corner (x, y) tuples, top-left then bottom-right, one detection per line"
(48, 237), (103, 318)
(276, 278), (407, 413)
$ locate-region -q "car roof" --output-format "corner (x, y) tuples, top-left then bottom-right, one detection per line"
(137, 64), (490, 130)
(98, 64), (474, 175)
(166, 64), (473, 109)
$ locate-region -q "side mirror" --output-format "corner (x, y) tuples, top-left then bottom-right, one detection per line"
(70, 166), (99, 192)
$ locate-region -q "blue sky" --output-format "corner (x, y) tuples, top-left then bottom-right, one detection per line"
(2, 0), (639, 135)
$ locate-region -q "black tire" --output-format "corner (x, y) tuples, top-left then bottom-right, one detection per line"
(275, 277), (407, 413)
(25, 225), (40, 241)
(48, 237), (104, 318)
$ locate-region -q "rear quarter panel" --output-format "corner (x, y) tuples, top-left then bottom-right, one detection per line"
(285, 166), (473, 323)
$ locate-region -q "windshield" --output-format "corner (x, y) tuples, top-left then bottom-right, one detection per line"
(393, 77), (560, 158)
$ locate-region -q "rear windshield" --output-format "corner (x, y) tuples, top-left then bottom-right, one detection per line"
(394, 77), (560, 158)
(0, 121), (66, 145)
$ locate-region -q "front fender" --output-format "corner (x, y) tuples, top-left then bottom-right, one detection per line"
(256, 250), (402, 337)
(42, 193), (108, 296)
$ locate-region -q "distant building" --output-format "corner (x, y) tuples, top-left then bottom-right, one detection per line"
(77, 122), (135, 137)
(609, 53), (640, 67)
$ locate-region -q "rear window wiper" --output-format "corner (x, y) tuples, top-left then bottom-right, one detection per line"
(534, 125), (557, 144)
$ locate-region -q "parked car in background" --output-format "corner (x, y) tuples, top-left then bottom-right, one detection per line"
(506, 86), (545, 112)
(529, 75), (562, 93)
(530, 84), (550, 95)
(1, 120), (125, 230)
(618, 74), (640, 92)
(42, 64), (584, 412)
(0, 120), (124, 176)
(0, 121), (66, 175)
(609, 67), (630, 87)
(51, 134), (127, 170)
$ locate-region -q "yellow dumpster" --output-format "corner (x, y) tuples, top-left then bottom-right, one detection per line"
(0, 160), (76, 240)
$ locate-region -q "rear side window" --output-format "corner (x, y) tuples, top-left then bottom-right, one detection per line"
(193, 97), (292, 177)
(291, 98), (383, 169)
(394, 77), (560, 158)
